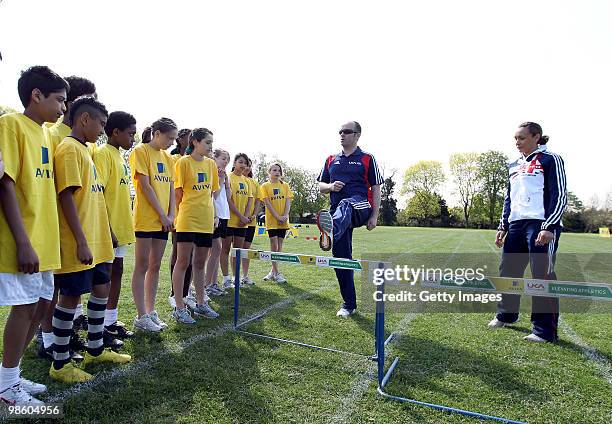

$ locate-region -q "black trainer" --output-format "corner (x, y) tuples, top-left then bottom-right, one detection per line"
(105, 322), (134, 339)
(103, 331), (124, 350)
(73, 315), (88, 331)
(69, 331), (86, 352)
(37, 345), (83, 363)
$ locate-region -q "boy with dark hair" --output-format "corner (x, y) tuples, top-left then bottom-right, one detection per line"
(94, 111), (137, 346)
(50, 96), (131, 383)
(0, 66), (68, 404)
(39, 75), (97, 361)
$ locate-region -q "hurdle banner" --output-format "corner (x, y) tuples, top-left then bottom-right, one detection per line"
(231, 248), (610, 423)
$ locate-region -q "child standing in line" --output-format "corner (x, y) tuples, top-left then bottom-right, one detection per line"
(240, 158), (261, 286)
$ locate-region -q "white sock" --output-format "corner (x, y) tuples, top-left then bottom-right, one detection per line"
(104, 308), (118, 327)
(223, 275), (231, 281)
(0, 364), (20, 392)
(42, 331), (54, 349)
(74, 303), (84, 318)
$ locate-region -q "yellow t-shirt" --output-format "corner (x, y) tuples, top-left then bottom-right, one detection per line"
(129, 143), (174, 232)
(174, 156), (220, 233)
(45, 120), (70, 153)
(93, 144), (135, 246)
(259, 181), (294, 230)
(245, 177), (260, 228)
(54, 137), (114, 273)
(228, 173), (252, 228)
(0, 113), (61, 273)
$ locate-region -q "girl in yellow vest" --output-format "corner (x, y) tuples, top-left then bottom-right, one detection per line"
(240, 158), (261, 286)
(129, 118), (177, 333)
(259, 163), (293, 283)
(220, 153), (253, 287)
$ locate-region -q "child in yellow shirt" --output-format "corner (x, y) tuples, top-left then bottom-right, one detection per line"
(239, 159), (261, 286)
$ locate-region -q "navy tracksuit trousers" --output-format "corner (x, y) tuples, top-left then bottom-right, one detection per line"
(331, 198), (372, 310)
(496, 219), (561, 341)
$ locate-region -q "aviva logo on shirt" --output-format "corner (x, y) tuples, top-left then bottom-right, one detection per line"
(35, 146), (53, 179)
(154, 162), (172, 183)
(120, 164), (129, 185)
(192, 172), (210, 190)
(271, 187), (285, 201)
(91, 165), (104, 193)
(236, 182), (249, 196)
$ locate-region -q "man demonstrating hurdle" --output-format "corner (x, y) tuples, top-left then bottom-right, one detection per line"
(316, 121), (383, 317)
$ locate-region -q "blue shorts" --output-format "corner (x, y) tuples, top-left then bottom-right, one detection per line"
(55, 263), (111, 296)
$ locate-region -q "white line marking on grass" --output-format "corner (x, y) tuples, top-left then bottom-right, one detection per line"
(558, 319), (612, 384)
(45, 286), (329, 404)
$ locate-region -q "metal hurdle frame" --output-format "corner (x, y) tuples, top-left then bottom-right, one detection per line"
(232, 248), (388, 361)
(231, 248), (612, 424)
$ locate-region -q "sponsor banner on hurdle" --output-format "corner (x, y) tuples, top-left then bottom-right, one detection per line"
(420, 276), (612, 302)
(233, 249), (378, 271)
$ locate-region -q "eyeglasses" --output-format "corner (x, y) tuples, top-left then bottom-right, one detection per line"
(339, 129), (358, 135)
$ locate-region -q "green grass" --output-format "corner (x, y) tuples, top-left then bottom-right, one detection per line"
(1, 226), (611, 423)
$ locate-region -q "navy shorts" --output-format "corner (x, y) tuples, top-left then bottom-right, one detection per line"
(244, 226), (256, 243)
(226, 227), (247, 238)
(268, 229), (287, 239)
(135, 231), (169, 240)
(175, 232), (213, 247)
(213, 219), (228, 239)
(55, 263), (111, 296)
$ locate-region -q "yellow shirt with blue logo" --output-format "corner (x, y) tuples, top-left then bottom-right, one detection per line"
(174, 155), (220, 233)
(259, 181), (294, 230)
(54, 136), (113, 273)
(129, 143), (174, 232)
(93, 144), (135, 246)
(228, 173), (252, 228)
(0, 113), (61, 272)
(45, 120), (70, 152)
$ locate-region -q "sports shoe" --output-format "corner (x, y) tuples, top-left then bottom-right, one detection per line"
(19, 378), (46, 395)
(184, 294), (197, 310)
(70, 330), (87, 352)
(149, 310), (168, 330)
(336, 307), (356, 318)
(105, 322), (134, 339)
(168, 295), (177, 309)
(49, 362), (92, 383)
(222, 276), (234, 289)
(241, 275), (256, 286)
(171, 307), (196, 324)
(193, 303), (219, 319)
(207, 283), (226, 296)
(73, 314), (88, 331)
(37, 345), (84, 363)
(275, 273), (287, 283)
(82, 349), (132, 366)
(133, 314), (162, 333)
(0, 383), (44, 405)
(487, 317), (508, 328)
(316, 210), (333, 251)
(262, 271), (276, 282)
(103, 331), (125, 350)
(524, 333), (548, 343)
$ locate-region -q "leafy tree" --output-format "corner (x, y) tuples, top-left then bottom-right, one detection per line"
(477, 150), (508, 227)
(449, 152), (480, 228)
(401, 160), (445, 195)
(379, 172), (398, 226)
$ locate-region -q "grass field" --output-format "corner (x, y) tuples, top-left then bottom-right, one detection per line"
(1, 227), (611, 423)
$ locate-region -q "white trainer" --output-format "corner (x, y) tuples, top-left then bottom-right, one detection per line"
(184, 294), (197, 310)
(168, 295), (177, 309)
(0, 383), (44, 405)
(19, 378), (46, 395)
(149, 310), (168, 330)
(134, 314), (162, 332)
(336, 307), (356, 318)
(222, 276), (234, 289)
(241, 275), (256, 286)
(487, 317), (507, 328)
(193, 303), (220, 319)
(524, 333), (548, 343)
(171, 307), (196, 324)
(262, 271), (276, 282)
(275, 273), (287, 283)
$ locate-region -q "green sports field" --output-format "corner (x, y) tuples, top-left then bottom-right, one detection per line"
(1, 227), (611, 423)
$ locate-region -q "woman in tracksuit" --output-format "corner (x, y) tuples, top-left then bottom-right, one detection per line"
(489, 122), (567, 342)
